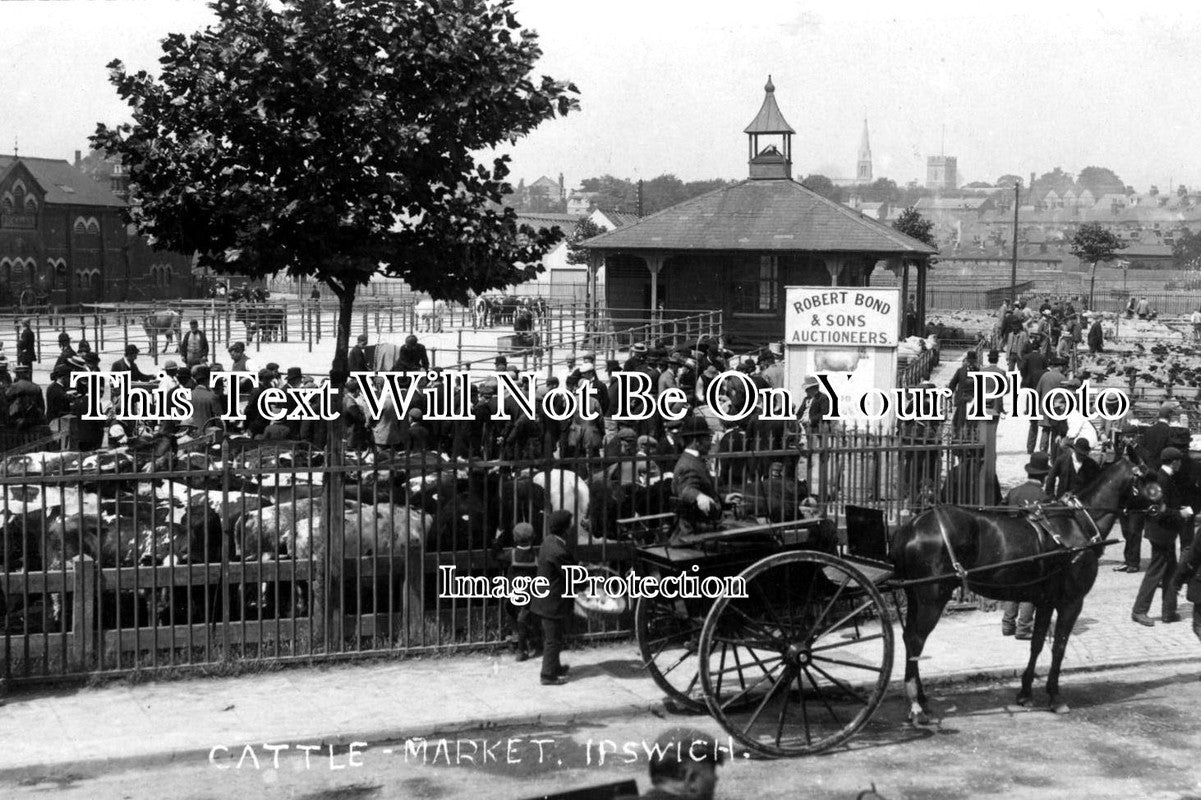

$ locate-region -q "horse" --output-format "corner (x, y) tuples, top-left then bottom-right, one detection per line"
(890, 450), (1155, 722)
(143, 310), (182, 354)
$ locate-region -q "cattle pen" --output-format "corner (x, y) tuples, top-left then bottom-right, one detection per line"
(0, 428), (987, 685)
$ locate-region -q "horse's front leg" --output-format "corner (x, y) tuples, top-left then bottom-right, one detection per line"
(1046, 599), (1084, 713)
(1017, 603), (1054, 706)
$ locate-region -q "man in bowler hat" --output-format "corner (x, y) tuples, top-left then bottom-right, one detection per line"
(530, 510), (577, 685)
(1133, 447), (1194, 626)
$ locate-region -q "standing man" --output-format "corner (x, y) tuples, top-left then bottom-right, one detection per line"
(1192, 307), (1201, 346)
(54, 332), (75, 369)
(1001, 453), (1052, 638)
(1046, 438), (1101, 498)
(529, 510), (576, 686)
(1132, 447), (1194, 626)
(181, 319), (209, 367)
(16, 318), (35, 368)
(186, 365), (224, 435)
(671, 413), (721, 546)
(1033, 357), (1066, 457)
(348, 333), (369, 373)
(1087, 312), (1105, 354)
(111, 344), (153, 382)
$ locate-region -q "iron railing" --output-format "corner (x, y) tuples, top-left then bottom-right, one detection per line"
(0, 427), (987, 684)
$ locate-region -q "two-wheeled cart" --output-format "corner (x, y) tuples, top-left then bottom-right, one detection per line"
(628, 502), (1115, 758)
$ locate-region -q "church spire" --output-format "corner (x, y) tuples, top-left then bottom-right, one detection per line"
(857, 119), (872, 183)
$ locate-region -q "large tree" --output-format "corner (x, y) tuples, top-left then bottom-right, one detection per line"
(565, 217), (607, 265)
(1071, 222), (1127, 310)
(1076, 166), (1126, 198)
(892, 206), (936, 247)
(93, 0), (578, 383)
(801, 173), (842, 202)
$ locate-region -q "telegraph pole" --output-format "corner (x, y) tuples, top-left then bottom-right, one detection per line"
(1010, 179), (1020, 303)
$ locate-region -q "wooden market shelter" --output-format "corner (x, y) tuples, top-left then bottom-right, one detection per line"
(579, 77), (938, 345)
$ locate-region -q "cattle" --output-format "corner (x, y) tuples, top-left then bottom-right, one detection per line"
(143, 310), (183, 354)
(235, 302), (286, 342)
(414, 299), (447, 333)
(521, 467), (590, 543)
(408, 467), (546, 553)
(235, 497), (428, 619)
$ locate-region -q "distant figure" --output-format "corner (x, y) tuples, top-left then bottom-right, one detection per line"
(181, 319), (209, 367)
(1087, 312), (1105, 354)
(309, 285), (321, 303)
(1192, 307), (1201, 345)
(1136, 296), (1151, 319)
(16, 318), (35, 367)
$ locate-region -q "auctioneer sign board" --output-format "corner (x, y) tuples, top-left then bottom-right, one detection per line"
(784, 286), (901, 428)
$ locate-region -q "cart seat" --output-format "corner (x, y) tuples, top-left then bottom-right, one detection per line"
(843, 505), (894, 583)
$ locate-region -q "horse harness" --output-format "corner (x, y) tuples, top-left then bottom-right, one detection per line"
(934, 495), (1104, 593)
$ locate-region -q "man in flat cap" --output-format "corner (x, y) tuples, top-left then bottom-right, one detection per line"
(1046, 437), (1101, 499)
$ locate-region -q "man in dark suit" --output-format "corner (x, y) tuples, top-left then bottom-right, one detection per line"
(1139, 403), (1178, 471)
(16, 318), (35, 367)
(1172, 530), (1201, 645)
(1045, 438), (1101, 498)
(1086, 312), (1105, 353)
(529, 510), (576, 686)
(348, 334), (369, 373)
(1002, 453), (1052, 638)
(670, 413), (721, 546)
(1133, 447), (1194, 626)
(111, 344), (153, 383)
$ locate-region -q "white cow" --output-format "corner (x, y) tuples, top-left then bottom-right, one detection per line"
(523, 468), (591, 544)
(415, 299), (448, 333)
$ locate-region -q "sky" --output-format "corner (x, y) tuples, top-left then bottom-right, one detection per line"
(2, 0), (1200, 192)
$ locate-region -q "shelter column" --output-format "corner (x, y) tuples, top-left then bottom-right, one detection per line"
(645, 254), (664, 311)
(587, 252), (603, 330)
(915, 258), (928, 333)
(823, 257), (844, 286)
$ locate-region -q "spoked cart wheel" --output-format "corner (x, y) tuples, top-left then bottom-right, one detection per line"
(635, 594), (707, 711)
(697, 551), (893, 757)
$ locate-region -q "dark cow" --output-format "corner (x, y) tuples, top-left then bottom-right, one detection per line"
(235, 302), (286, 342)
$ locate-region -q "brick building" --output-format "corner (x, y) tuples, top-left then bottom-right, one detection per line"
(0, 154), (194, 305)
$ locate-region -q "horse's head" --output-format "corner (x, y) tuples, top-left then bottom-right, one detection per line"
(1080, 451), (1160, 520)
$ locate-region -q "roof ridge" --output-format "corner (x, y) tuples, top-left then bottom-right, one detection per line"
(795, 182), (938, 252)
(581, 181), (746, 246)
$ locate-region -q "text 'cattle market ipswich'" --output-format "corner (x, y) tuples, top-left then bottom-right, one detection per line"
(788, 290), (896, 346)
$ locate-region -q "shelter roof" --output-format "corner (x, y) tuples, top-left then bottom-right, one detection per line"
(580, 178), (937, 255)
(743, 76), (795, 135)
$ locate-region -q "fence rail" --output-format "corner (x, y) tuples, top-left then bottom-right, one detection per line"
(0, 427), (986, 684)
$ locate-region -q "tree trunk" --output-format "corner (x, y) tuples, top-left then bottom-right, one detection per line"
(1088, 261), (1098, 312)
(331, 281), (357, 388)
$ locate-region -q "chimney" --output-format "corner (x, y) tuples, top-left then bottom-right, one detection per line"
(1029, 172), (1035, 189)
(558, 172), (565, 200)
(75, 150), (82, 167)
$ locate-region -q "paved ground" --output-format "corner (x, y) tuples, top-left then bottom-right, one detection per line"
(7, 661), (1201, 799)
(0, 527), (1196, 778)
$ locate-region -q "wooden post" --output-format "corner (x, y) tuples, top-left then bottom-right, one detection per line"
(69, 554), (96, 672)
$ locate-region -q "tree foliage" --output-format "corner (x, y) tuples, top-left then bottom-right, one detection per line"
(1076, 166), (1126, 197)
(996, 174), (1022, 189)
(800, 174), (843, 202)
(892, 206), (936, 247)
(565, 217), (607, 265)
(1070, 223), (1127, 265)
(1173, 227), (1201, 269)
(576, 174), (733, 216)
(93, 0), (577, 379)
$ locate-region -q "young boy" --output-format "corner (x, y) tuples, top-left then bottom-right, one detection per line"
(508, 522), (541, 661)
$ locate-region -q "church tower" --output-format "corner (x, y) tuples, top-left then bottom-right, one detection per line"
(857, 118), (872, 183)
